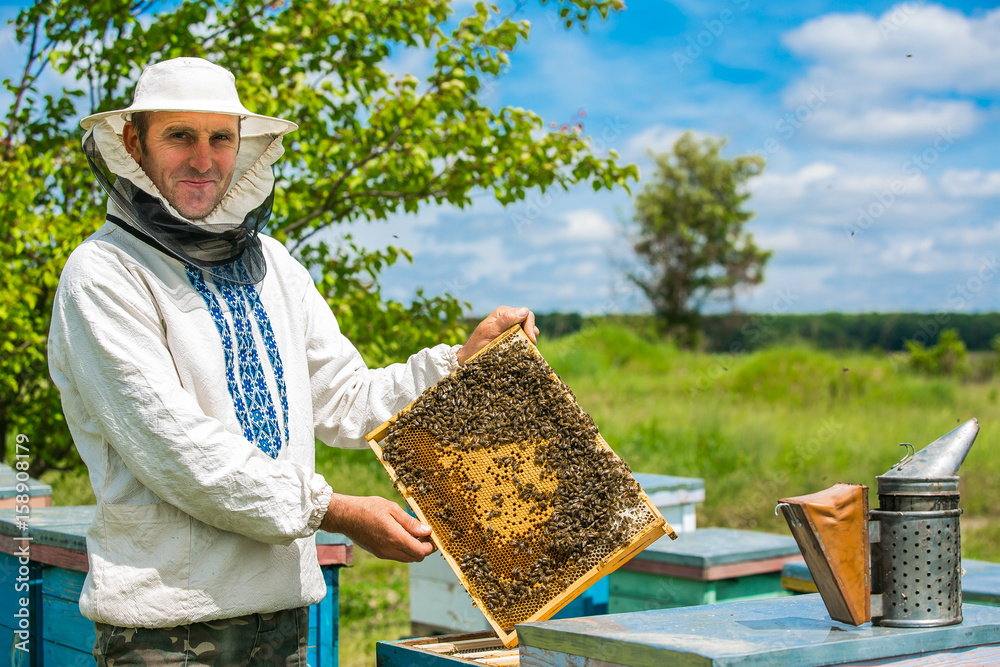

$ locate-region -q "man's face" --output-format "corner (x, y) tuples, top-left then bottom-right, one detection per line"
(123, 111), (240, 220)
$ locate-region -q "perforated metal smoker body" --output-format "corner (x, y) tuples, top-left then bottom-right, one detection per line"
(871, 477), (963, 627)
(366, 326), (674, 647)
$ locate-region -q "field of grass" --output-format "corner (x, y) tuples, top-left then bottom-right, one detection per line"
(42, 323), (1000, 666)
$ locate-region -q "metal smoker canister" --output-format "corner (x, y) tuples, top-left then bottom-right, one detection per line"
(870, 475), (962, 627)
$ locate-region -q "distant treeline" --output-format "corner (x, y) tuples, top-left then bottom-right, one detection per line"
(531, 312), (1000, 352)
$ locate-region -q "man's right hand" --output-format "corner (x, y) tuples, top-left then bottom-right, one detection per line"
(320, 493), (435, 562)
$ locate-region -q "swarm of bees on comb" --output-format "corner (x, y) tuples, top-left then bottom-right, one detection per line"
(368, 325), (671, 645)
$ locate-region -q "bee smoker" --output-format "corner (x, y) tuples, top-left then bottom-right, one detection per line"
(778, 418), (979, 628)
(869, 419), (978, 627)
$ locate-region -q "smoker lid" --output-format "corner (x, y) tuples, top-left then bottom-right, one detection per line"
(879, 418), (978, 479)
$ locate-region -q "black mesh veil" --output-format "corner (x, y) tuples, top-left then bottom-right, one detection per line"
(83, 130), (270, 285)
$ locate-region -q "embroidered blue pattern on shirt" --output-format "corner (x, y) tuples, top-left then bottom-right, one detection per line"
(241, 277), (290, 446)
(186, 263), (287, 458)
(186, 267), (255, 445)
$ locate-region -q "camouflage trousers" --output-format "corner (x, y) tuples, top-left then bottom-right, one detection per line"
(93, 607), (308, 666)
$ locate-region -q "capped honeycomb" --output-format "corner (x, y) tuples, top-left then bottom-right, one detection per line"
(366, 325), (674, 647)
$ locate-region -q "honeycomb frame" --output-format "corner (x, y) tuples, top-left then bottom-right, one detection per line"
(366, 325), (675, 647)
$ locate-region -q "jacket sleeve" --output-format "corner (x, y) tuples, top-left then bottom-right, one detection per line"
(300, 273), (461, 450)
(49, 255), (332, 546)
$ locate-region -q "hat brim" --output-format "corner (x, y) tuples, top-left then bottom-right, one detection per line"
(80, 103), (297, 138)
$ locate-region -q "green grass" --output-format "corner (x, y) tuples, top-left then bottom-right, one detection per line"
(40, 323), (1000, 665)
(337, 549), (409, 667)
(545, 325), (999, 531)
(314, 447), (414, 667)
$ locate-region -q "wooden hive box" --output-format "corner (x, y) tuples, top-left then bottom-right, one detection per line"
(0, 464), (52, 509)
(0, 507), (353, 667)
(377, 631), (519, 666)
(608, 527), (802, 613)
(366, 325), (675, 647)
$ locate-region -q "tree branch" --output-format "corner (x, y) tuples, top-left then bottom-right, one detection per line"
(5, 17), (42, 142)
(289, 171), (487, 252)
(280, 51), (469, 239)
(202, 0), (274, 48)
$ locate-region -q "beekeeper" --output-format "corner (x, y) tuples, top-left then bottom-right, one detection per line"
(48, 57), (537, 665)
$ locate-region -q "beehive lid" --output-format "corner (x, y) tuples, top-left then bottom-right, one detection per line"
(634, 527), (800, 569)
(0, 464), (52, 499)
(517, 596), (1000, 666)
(632, 473), (705, 494)
(366, 325), (675, 647)
(633, 473), (706, 508)
(0, 506), (95, 551)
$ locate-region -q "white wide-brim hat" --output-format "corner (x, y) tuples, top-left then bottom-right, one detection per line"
(80, 57), (297, 137)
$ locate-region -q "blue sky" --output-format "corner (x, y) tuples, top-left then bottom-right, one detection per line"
(4, 1), (999, 317)
(347, 0), (1000, 317)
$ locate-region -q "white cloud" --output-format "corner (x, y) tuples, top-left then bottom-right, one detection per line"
(946, 222), (1000, 246)
(439, 236), (529, 284)
(382, 46), (436, 83)
(753, 162), (839, 199)
(561, 208), (617, 242)
(752, 228), (806, 253)
(753, 163), (900, 226)
(879, 236), (935, 267)
(750, 161), (965, 223)
(780, 4), (1000, 144)
(735, 262), (838, 313)
(940, 169), (1000, 198)
(383, 232), (540, 302)
(567, 259), (604, 280)
(803, 102), (980, 144)
(622, 125), (689, 163)
(784, 5), (1000, 95)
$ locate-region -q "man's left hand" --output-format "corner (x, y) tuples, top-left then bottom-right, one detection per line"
(456, 306), (538, 365)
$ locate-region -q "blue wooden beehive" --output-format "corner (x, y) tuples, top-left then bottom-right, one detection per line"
(376, 631), (516, 666)
(0, 506), (351, 666)
(0, 465), (52, 510)
(608, 527), (802, 612)
(517, 595), (1000, 666)
(782, 558), (1000, 608)
(377, 595), (1000, 665)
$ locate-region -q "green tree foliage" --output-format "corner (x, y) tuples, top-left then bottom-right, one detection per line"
(628, 131), (771, 346)
(1, 0), (636, 474)
(906, 328), (970, 377)
(301, 238), (468, 367)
